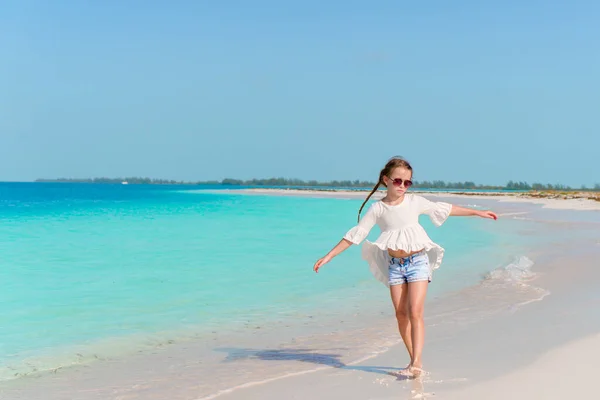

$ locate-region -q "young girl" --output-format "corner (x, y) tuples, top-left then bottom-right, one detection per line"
(313, 157), (497, 377)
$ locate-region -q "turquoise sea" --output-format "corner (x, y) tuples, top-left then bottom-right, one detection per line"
(0, 183), (531, 381)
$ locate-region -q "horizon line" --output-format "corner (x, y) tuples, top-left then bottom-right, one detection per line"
(2, 177), (598, 191)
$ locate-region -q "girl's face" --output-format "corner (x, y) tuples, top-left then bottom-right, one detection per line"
(384, 167), (413, 196)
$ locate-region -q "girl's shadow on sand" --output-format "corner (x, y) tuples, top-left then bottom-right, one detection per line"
(214, 347), (414, 381)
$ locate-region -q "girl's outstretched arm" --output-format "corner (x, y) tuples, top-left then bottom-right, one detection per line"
(450, 204), (498, 220)
(313, 239), (352, 273)
(314, 202), (380, 273)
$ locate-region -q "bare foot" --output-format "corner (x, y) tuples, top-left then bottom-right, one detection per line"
(388, 364), (412, 377)
(409, 364), (425, 378)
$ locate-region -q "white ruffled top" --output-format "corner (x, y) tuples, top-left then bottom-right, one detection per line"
(343, 194), (452, 287)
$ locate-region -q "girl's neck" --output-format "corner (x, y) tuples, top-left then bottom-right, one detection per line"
(382, 192), (405, 205)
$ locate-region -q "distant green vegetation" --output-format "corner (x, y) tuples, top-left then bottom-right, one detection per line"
(35, 177), (600, 191)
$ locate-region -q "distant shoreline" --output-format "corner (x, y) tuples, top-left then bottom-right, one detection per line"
(21, 179), (600, 204)
(224, 188), (600, 211)
(32, 178), (599, 193)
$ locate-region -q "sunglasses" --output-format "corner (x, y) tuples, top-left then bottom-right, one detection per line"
(389, 178), (413, 188)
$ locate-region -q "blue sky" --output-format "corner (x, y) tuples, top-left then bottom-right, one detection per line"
(2, 1), (599, 186)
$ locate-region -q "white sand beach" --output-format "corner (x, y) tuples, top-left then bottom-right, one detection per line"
(442, 333), (600, 400)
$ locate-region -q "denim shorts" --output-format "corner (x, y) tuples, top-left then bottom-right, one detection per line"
(389, 251), (431, 286)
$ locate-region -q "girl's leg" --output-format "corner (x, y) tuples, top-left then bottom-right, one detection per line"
(390, 283), (413, 363)
(407, 280), (428, 374)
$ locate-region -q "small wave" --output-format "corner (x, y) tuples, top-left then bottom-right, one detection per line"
(481, 255), (550, 311)
(483, 255), (536, 284)
(426, 255), (551, 329)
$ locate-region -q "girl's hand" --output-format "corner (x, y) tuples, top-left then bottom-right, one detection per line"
(313, 256), (332, 273)
(478, 210), (498, 220)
